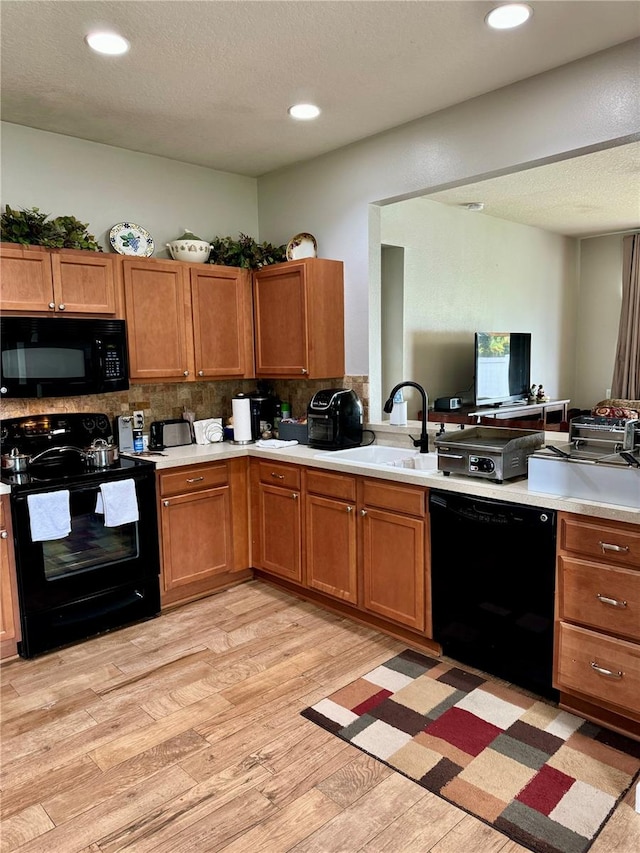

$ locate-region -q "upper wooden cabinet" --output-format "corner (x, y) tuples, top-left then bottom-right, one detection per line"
(191, 264), (254, 379)
(0, 244), (118, 316)
(123, 257), (254, 383)
(253, 258), (344, 378)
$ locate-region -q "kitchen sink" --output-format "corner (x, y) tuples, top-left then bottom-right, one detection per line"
(314, 444), (439, 470)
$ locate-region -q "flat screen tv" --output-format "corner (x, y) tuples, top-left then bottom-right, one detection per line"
(474, 332), (531, 407)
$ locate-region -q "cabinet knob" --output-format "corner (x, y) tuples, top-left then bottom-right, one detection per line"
(49, 301), (56, 310)
(58, 303), (66, 311)
(183, 370), (189, 377)
(346, 506), (353, 513)
(163, 500), (170, 507)
(301, 368), (308, 375)
(360, 509), (367, 516)
(198, 370), (204, 377)
(292, 492), (299, 500)
(0, 530), (8, 539)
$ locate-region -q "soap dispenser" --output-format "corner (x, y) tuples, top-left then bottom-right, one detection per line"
(389, 389), (408, 426)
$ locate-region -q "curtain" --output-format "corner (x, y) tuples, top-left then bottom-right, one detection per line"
(611, 233), (640, 400)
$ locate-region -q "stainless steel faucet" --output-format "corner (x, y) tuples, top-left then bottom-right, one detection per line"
(383, 381), (430, 452)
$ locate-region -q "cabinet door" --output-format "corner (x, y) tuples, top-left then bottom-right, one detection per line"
(361, 506), (425, 630)
(306, 494), (357, 603)
(255, 482), (302, 581)
(0, 245), (54, 312)
(191, 265), (254, 378)
(253, 263), (308, 376)
(123, 258), (193, 381)
(51, 252), (117, 314)
(1, 496), (20, 658)
(160, 486), (233, 592)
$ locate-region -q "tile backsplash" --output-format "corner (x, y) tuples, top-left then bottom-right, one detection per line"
(2, 376), (370, 431)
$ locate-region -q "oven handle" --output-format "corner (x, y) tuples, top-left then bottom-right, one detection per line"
(13, 477), (145, 503)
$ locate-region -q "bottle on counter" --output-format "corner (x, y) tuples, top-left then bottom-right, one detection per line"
(133, 429), (144, 453)
(281, 401), (291, 421)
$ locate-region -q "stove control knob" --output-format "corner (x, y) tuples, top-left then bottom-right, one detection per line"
(0, 387), (7, 395)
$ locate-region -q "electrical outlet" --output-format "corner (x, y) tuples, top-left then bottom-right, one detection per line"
(133, 410), (144, 430)
(606, 388), (612, 399)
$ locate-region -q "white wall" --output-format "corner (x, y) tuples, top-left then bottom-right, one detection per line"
(257, 40), (640, 417)
(575, 234), (626, 408)
(380, 198), (578, 418)
(0, 123), (258, 254)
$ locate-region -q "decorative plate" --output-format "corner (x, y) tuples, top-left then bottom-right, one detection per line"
(109, 222), (154, 257)
(286, 232), (317, 261)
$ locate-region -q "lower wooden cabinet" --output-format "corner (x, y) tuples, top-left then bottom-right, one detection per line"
(251, 460), (302, 582)
(305, 469), (357, 603)
(554, 512), (640, 736)
(158, 458), (251, 607)
(1, 494), (21, 659)
(360, 479), (427, 632)
(252, 463), (430, 642)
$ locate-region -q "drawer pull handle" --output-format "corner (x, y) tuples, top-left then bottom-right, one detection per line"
(271, 472), (285, 479)
(438, 453), (464, 460)
(590, 661), (623, 679)
(596, 593), (627, 608)
(186, 476), (205, 483)
(599, 541), (629, 554)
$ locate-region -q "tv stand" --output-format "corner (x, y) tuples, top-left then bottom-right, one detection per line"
(428, 399), (570, 428)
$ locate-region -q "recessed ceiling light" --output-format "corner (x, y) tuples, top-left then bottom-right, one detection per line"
(485, 3), (533, 30)
(85, 31), (130, 56)
(463, 202), (485, 211)
(288, 103), (321, 120)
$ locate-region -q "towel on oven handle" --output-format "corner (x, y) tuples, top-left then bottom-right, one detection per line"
(95, 479), (139, 527)
(27, 490), (71, 541)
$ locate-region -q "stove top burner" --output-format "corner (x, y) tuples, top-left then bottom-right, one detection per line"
(1, 412), (153, 491)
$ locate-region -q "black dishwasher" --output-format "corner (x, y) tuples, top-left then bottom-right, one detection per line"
(429, 490), (557, 699)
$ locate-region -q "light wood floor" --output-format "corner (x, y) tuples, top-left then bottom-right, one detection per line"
(1, 580), (638, 853)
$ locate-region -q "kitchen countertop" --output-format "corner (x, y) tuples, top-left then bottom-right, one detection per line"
(3, 422), (637, 524)
(127, 424), (639, 526)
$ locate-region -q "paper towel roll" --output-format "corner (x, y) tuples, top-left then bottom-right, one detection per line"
(232, 395), (253, 443)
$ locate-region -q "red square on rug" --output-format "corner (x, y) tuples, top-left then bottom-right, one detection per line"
(517, 764), (575, 815)
(425, 706), (502, 756)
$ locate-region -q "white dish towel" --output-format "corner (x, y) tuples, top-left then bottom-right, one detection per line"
(255, 439), (299, 449)
(27, 490), (71, 541)
(95, 479), (139, 527)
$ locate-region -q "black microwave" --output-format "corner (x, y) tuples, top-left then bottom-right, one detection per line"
(1, 317), (129, 398)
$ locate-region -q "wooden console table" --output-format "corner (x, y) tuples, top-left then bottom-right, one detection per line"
(428, 399), (570, 428)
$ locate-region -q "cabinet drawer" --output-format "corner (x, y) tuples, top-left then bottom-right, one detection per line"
(361, 479), (425, 517)
(256, 461), (301, 490)
(556, 622), (640, 716)
(159, 463), (228, 497)
(559, 556), (640, 641)
(559, 514), (640, 569)
(306, 469), (356, 501)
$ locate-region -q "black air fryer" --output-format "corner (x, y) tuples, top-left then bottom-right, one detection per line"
(307, 388), (363, 450)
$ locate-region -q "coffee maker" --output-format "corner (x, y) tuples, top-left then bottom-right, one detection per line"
(307, 389), (363, 450)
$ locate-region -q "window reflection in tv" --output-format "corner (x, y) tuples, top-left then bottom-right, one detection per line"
(474, 332), (531, 406)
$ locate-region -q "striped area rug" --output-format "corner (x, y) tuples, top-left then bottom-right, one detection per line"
(302, 649), (640, 853)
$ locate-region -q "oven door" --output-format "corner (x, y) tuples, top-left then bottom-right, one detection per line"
(11, 466), (160, 657)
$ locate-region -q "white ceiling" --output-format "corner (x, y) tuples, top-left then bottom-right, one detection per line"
(1, 1), (640, 236)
